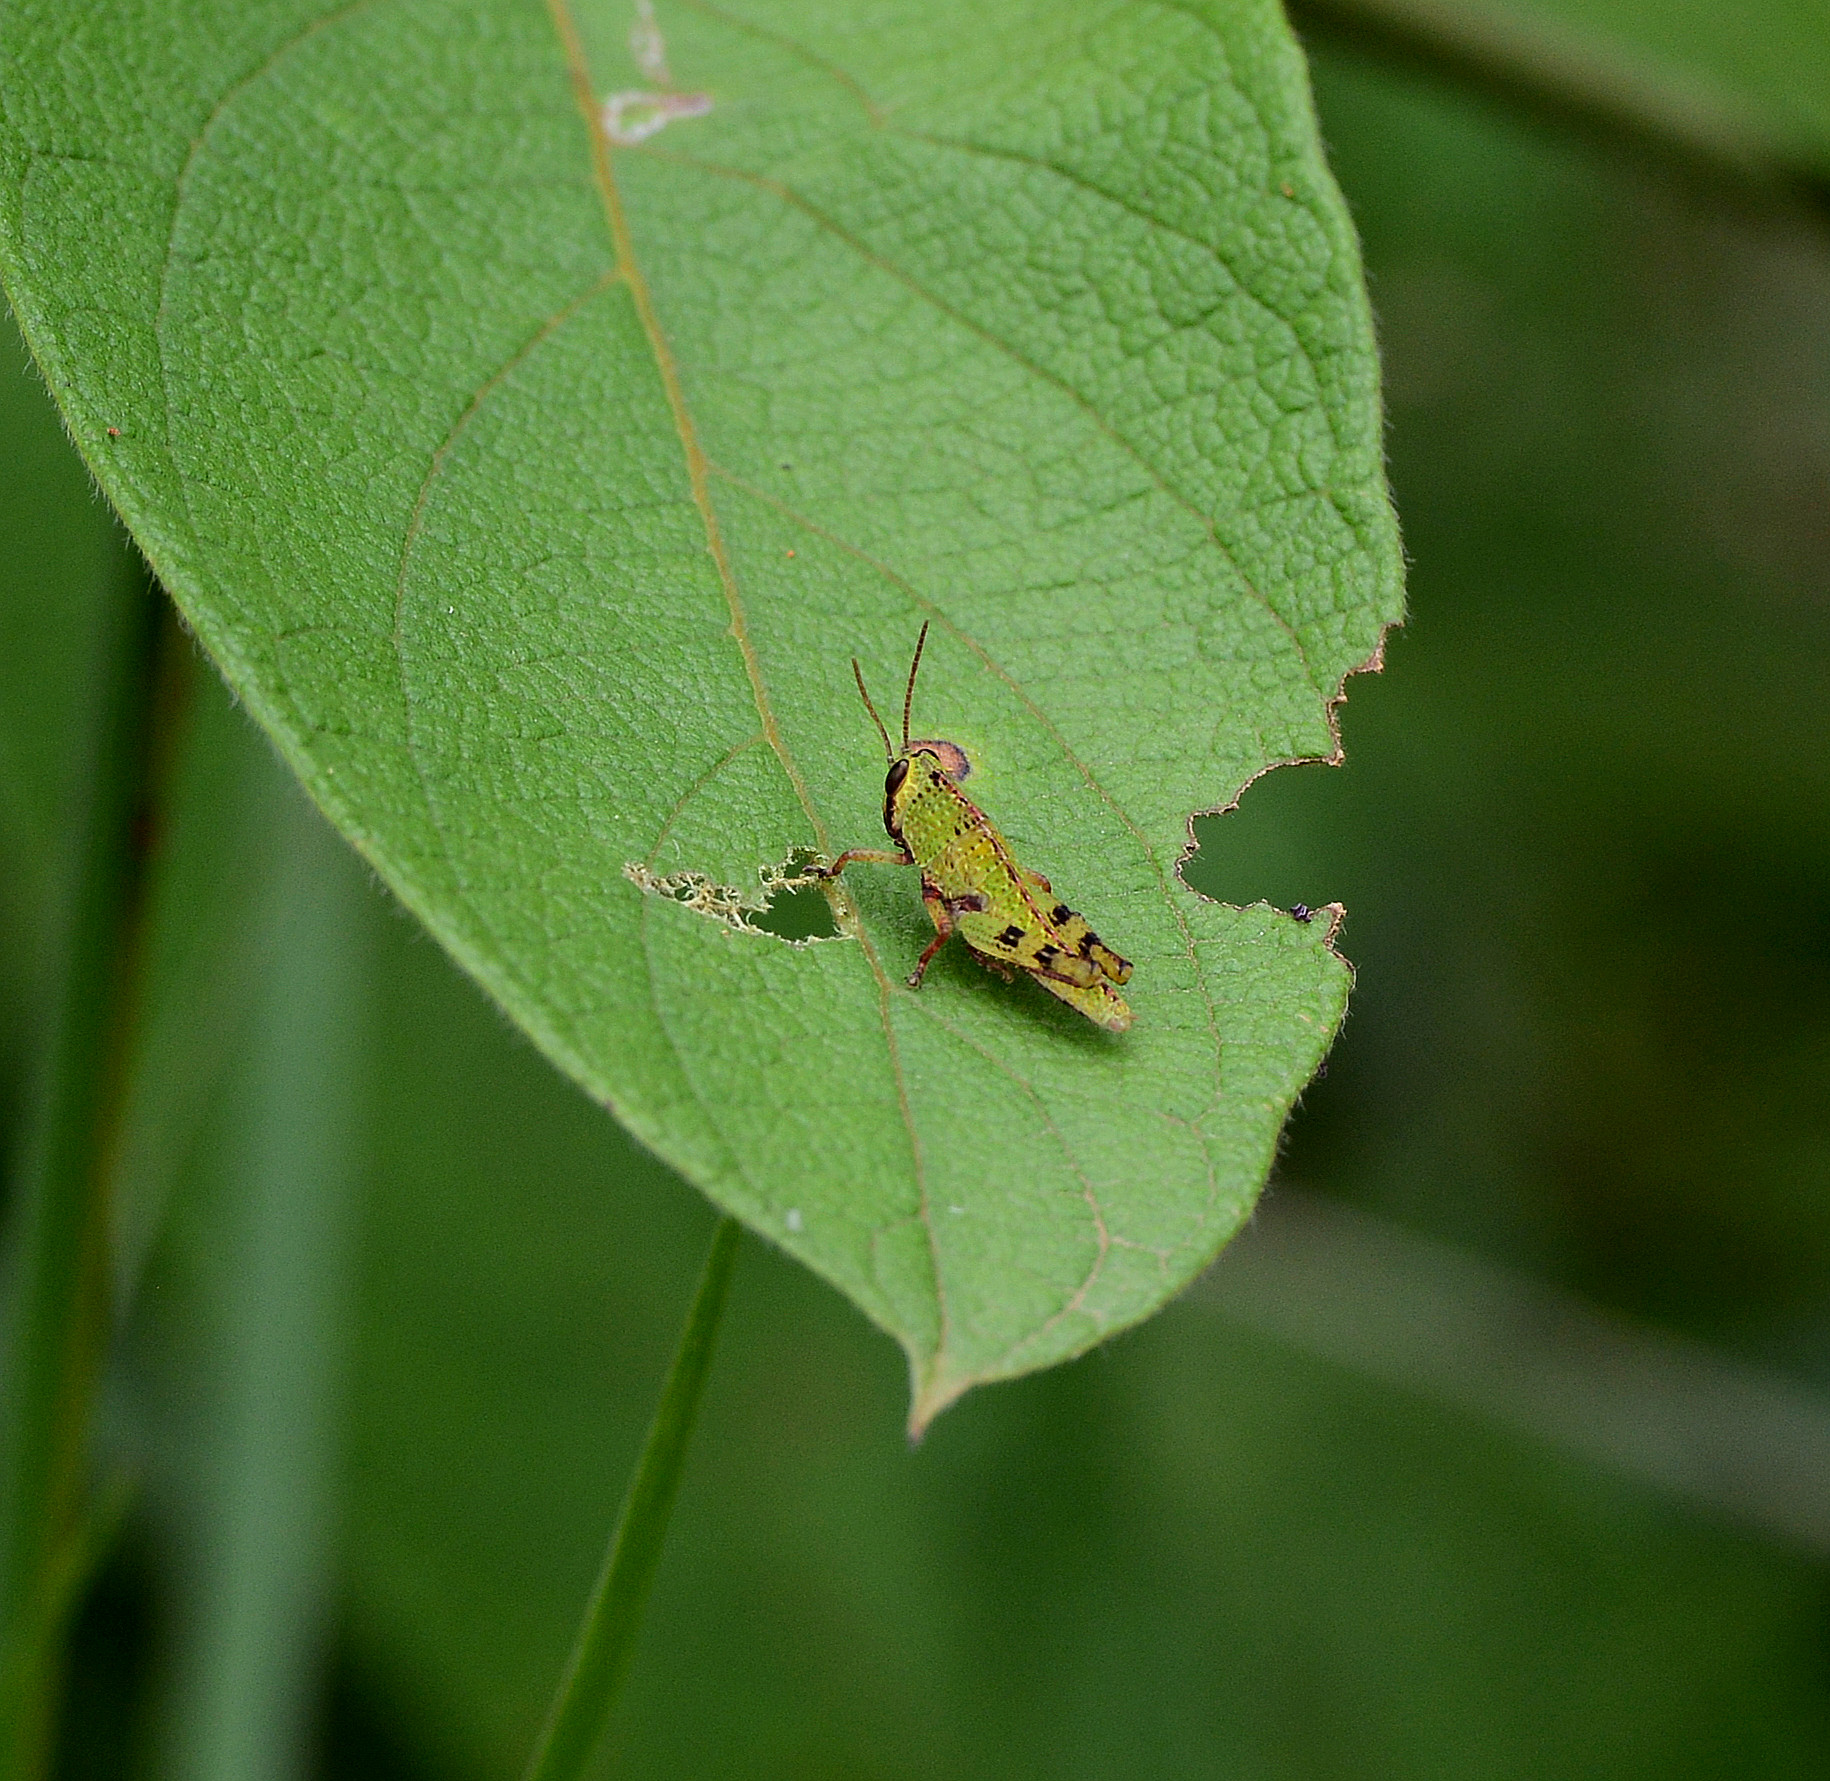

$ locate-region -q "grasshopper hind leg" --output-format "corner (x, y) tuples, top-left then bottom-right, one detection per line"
(908, 886), (987, 989)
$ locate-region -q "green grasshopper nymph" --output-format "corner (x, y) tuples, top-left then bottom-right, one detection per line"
(820, 624), (1133, 1032)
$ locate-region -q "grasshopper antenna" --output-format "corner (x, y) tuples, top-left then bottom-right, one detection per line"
(902, 620), (930, 751)
(852, 658), (894, 760)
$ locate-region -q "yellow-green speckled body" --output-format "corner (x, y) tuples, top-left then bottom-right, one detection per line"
(824, 627), (1133, 1030)
(882, 745), (1133, 1032)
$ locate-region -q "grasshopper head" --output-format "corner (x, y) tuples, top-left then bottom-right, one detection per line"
(858, 624), (972, 839)
(883, 741), (972, 841)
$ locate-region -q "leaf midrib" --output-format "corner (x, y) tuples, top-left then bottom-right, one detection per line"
(545, 0), (831, 854)
(543, 0), (958, 1382)
(544, 0), (1239, 1407)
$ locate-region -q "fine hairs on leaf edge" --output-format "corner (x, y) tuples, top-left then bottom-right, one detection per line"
(1174, 627), (1395, 941)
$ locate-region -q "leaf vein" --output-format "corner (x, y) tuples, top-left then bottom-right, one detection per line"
(639, 143), (1320, 701)
(635, 876), (791, 1240)
(154, 0), (389, 572)
(846, 926), (951, 1389)
(643, 732), (768, 864)
(705, 461), (1229, 1103)
(545, 0), (831, 855)
(673, 0), (887, 126)
(906, 1000), (1112, 1373)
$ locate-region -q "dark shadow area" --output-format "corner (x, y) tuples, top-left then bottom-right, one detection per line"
(315, 1638), (447, 1781)
(52, 1525), (160, 1781)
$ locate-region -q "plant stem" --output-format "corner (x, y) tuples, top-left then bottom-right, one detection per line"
(0, 560), (162, 1780)
(522, 1215), (741, 1781)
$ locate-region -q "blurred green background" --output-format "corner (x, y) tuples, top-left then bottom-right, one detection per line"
(6, 3), (1830, 1776)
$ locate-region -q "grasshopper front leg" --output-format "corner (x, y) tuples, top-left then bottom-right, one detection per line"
(820, 847), (913, 876)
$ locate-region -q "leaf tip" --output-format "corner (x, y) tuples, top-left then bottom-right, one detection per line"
(906, 1359), (970, 1442)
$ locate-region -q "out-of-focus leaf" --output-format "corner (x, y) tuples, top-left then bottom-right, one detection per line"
(0, 304), (126, 1101)
(111, 664), (286, 1305)
(115, 687), (373, 1781)
(1298, 0), (1830, 180)
(1495, 0), (1830, 169)
(0, 0), (1401, 1419)
(156, 773), (368, 1781)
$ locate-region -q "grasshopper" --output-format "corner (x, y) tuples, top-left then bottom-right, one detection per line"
(821, 624), (1133, 1032)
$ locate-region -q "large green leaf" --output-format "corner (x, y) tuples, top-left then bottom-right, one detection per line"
(0, 0), (1400, 1423)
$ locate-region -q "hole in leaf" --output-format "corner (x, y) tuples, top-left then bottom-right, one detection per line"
(751, 878), (841, 942)
(622, 849), (840, 944)
(1182, 760), (1345, 914)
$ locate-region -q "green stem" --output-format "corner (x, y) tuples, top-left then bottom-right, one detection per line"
(522, 1216), (741, 1781)
(0, 561), (162, 1779)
